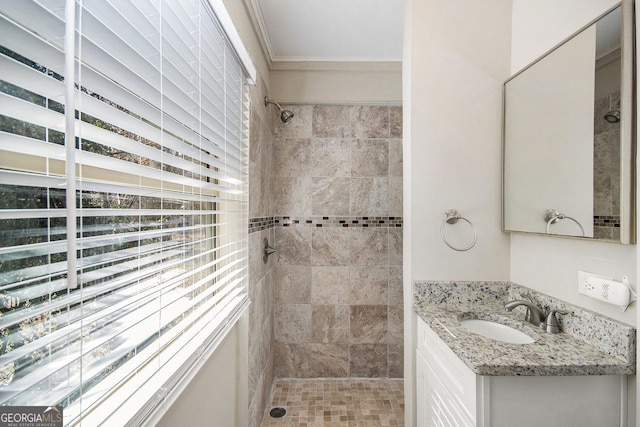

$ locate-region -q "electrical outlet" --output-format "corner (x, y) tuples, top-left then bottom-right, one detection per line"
(578, 270), (631, 306)
(578, 270), (609, 295)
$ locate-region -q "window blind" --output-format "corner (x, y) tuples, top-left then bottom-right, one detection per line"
(0, 0), (250, 425)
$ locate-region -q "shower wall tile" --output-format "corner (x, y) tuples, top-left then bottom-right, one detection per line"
(249, 269), (273, 332)
(350, 228), (388, 266)
(249, 229), (275, 293)
(275, 227), (312, 265)
(388, 266), (404, 307)
(275, 304), (312, 343)
(249, 76), (275, 220)
(594, 96), (610, 135)
(350, 344), (388, 377)
(389, 139), (403, 177)
(353, 106), (390, 138)
(311, 304), (349, 343)
(312, 105), (354, 138)
(274, 342), (350, 378)
(248, 231), (265, 287)
(311, 138), (351, 177)
(388, 305), (404, 345)
(311, 177), (350, 215)
(389, 177), (403, 217)
(594, 133), (611, 174)
(272, 177), (312, 216)
(594, 227), (613, 240)
(248, 389), (261, 427)
(611, 128), (621, 166)
(248, 176), (262, 221)
(349, 266), (388, 305)
(390, 106), (403, 138)
(611, 169), (620, 214)
(275, 266), (311, 304)
(388, 228), (403, 266)
(249, 300), (274, 400)
(249, 109), (263, 168)
(311, 228), (351, 266)
(249, 167), (271, 219)
(611, 227), (621, 241)
(350, 177), (389, 215)
(351, 139), (389, 177)
(350, 305), (388, 344)
(388, 344), (404, 378)
(611, 91), (620, 109)
(249, 287), (267, 393)
(272, 104), (403, 379)
(273, 138), (311, 178)
(311, 267), (351, 304)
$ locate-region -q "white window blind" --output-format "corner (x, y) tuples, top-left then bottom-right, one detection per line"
(0, 0), (250, 425)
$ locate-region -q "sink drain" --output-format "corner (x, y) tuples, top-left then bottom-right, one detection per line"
(269, 407), (286, 418)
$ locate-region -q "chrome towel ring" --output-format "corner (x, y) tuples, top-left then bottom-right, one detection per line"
(543, 209), (585, 237)
(440, 209), (477, 251)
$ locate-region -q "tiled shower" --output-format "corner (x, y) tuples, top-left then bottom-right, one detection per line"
(593, 90), (621, 240)
(272, 103), (403, 380)
(593, 51), (621, 240)
(247, 77), (403, 426)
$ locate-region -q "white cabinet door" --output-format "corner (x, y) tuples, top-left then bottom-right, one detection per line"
(415, 350), (429, 427)
(416, 349), (475, 426)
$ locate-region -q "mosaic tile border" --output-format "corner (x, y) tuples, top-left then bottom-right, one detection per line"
(249, 216), (403, 233)
(249, 216), (275, 233)
(594, 215), (620, 228)
(276, 215), (403, 228)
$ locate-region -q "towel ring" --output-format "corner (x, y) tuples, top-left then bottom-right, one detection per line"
(440, 209), (477, 251)
(543, 209), (585, 237)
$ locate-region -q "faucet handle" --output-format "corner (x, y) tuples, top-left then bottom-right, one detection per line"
(543, 310), (568, 334)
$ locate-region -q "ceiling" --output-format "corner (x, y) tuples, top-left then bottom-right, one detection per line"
(248, 0), (403, 63)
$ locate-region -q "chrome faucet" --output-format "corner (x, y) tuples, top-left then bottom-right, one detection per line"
(504, 299), (546, 326)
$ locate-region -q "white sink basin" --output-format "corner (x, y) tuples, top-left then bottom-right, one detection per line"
(459, 319), (535, 344)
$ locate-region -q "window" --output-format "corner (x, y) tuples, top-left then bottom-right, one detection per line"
(0, 0), (252, 424)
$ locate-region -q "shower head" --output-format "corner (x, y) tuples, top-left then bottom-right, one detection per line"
(265, 97), (294, 123)
(280, 109), (294, 123)
(604, 109), (621, 123)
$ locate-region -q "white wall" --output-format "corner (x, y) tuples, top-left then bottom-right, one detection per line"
(404, 0), (512, 424)
(511, 0), (616, 74)
(510, 0), (636, 326)
(402, 2), (413, 425)
(157, 312), (249, 427)
(270, 62), (402, 104)
(407, 0), (511, 282)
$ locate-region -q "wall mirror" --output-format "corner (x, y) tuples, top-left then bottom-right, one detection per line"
(502, 1), (635, 244)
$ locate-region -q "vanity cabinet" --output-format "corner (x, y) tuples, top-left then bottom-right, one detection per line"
(416, 317), (626, 427)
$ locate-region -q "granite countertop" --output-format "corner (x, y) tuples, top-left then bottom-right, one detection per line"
(414, 281), (636, 376)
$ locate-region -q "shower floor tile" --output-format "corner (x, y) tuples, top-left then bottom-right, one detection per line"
(261, 378), (404, 427)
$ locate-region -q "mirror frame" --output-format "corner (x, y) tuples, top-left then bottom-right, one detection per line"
(501, 0), (636, 244)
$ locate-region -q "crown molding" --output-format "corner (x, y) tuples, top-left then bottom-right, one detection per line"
(271, 61), (402, 72)
(243, 0), (402, 71)
(595, 46), (621, 69)
(244, 0), (274, 70)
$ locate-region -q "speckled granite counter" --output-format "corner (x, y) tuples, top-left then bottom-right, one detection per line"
(414, 281), (636, 376)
